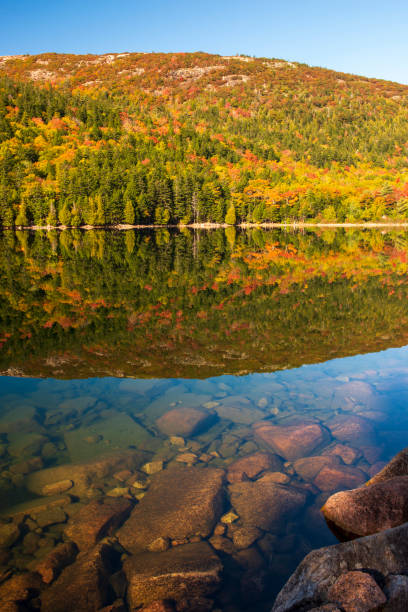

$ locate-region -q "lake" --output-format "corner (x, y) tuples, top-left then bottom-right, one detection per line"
(1, 227), (408, 610)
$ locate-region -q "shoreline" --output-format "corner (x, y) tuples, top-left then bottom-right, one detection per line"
(4, 221), (408, 231)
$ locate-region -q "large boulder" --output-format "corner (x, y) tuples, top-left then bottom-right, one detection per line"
(322, 475), (408, 538)
(254, 421), (330, 461)
(229, 473), (307, 531)
(156, 407), (215, 437)
(117, 465), (224, 552)
(124, 542), (222, 609)
(271, 522), (408, 611)
(64, 497), (133, 550)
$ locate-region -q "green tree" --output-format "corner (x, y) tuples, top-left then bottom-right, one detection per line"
(124, 199), (135, 225)
(225, 204), (236, 225)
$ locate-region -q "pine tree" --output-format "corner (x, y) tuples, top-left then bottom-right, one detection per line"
(124, 200), (135, 225)
(94, 194), (105, 225)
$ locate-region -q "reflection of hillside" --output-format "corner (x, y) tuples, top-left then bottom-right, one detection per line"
(1, 228), (408, 379)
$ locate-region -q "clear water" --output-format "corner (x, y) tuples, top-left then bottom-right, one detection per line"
(1, 228), (408, 610)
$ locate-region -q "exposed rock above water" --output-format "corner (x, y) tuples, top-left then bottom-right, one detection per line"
(124, 542), (222, 608)
(254, 421), (330, 461)
(117, 465), (225, 552)
(271, 522), (408, 611)
(322, 475), (408, 538)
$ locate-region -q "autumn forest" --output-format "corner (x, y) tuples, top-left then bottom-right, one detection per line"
(1, 52), (408, 226)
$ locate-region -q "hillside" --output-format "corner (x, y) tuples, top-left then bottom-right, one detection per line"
(1, 52), (408, 226)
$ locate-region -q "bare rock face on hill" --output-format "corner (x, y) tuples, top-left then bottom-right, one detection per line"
(271, 522), (408, 611)
(254, 421), (330, 461)
(117, 465), (225, 552)
(124, 542), (222, 608)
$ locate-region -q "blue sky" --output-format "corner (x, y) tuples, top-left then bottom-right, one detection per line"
(1, 0), (408, 83)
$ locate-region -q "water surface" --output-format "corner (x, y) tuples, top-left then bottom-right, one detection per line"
(1, 228), (408, 610)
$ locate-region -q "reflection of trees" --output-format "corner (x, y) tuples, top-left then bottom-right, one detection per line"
(1, 228), (408, 378)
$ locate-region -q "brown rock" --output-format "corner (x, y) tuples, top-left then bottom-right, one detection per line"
(230, 525), (262, 549)
(327, 570), (386, 611)
(99, 599), (127, 612)
(0, 522), (21, 547)
(322, 475), (408, 538)
(293, 455), (341, 481)
(254, 421), (330, 461)
(322, 443), (361, 465)
(64, 497), (133, 550)
(229, 473), (306, 531)
(309, 606), (343, 611)
(209, 535), (235, 554)
(326, 415), (375, 445)
(35, 541), (78, 584)
(227, 452), (283, 483)
(140, 602), (175, 612)
(124, 542), (222, 608)
(156, 408), (214, 437)
(314, 465), (367, 492)
(117, 466), (224, 552)
(271, 522), (408, 611)
(367, 446), (408, 485)
(42, 479), (73, 496)
(0, 572), (42, 611)
(40, 543), (117, 612)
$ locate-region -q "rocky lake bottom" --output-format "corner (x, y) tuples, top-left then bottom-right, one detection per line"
(1, 347), (408, 611)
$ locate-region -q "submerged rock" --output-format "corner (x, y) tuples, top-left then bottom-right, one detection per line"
(25, 451), (146, 498)
(227, 451), (283, 483)
(156, 407), (215, 437)
(293, 455), (341, 481)
(0, 572), (43, 612)
(271, 522), (408, 611)
(326, 415), (375, 445)
(229, 473), (306, 531)
(35, 541), (78, 584)
(314, 464), (367, 492)
(322, 443), (361, 465)
(124, 542), (222, 609)
(322, 475), (408, 538)
(40, 543), (117, 611)
(254, 421), (330, 461)
(64, 497), (133, 550)
(117, 465), (224, 552)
